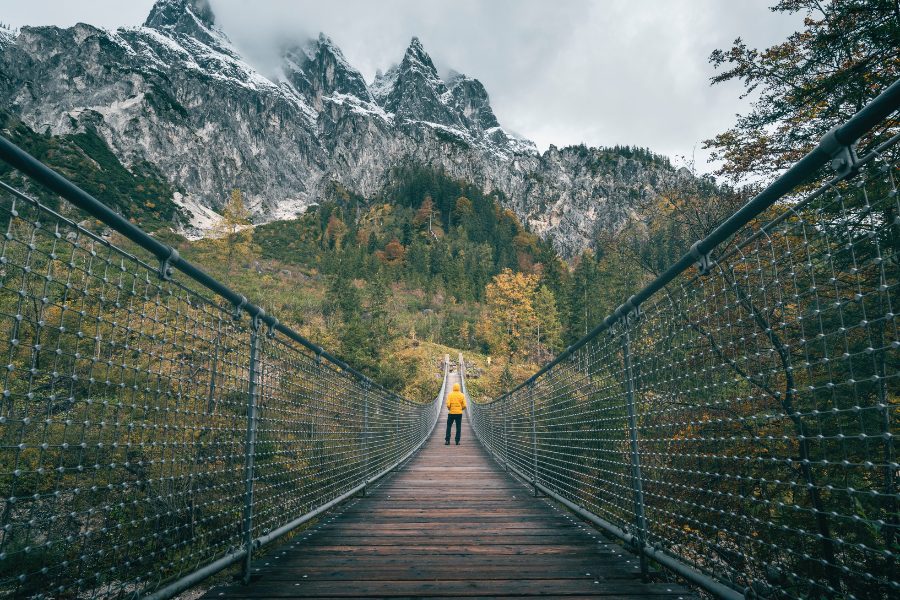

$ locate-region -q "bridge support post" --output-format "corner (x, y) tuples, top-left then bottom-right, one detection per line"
(242, 314), (263, 584)
(503, 400), (509, 471)
(530, 382), (539, 497)
(621, 315), (648, 580)
(362, 383), (369, 497)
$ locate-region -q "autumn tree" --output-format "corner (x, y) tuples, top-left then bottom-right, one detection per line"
(376, 239), (406, 266)
(476, 268), (539, 358)
(705, 0), (900, 181)
(603, 171), (748, 280)
(413, 195), (438, 230)
(325, 213), (348, 250)
(213, 188), (254, 274)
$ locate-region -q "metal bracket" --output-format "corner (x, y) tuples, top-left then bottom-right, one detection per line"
(158, 247), (179, 281)
(250, 309), (264, 332)
(266, 317), (278, 338)
(690, 241), (713, 276)
(232, 296), (248, 321)
(624, 296), (642, 325)
(820, 125), (860, 178)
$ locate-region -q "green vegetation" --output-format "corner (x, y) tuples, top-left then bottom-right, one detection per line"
(705, 0), (899, 181)
(0, 110), (184, 230)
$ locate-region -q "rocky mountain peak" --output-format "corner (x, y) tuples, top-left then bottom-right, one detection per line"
(144, 0), (220, 44)
(145, 0), (215, 29)
(375, 37), (463, 128)
(402, 37), (439, 78)
(448, 74), (500, 132)
(282, 33), (374, 109)
(0, 10), (665, 258)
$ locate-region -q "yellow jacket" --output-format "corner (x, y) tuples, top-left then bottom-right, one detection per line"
(446, 383), (467, 414)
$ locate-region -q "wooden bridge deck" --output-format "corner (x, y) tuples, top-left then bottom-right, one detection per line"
(204, 372), (693, 599)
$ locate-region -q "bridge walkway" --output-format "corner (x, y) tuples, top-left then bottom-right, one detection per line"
(204, 371), (693, 599)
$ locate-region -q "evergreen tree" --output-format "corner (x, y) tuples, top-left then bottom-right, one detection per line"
(499, 364), (515, 394)
(368, 272), (391, 347)
(534, 285), (563, 355)
(566, 251), (600, 343)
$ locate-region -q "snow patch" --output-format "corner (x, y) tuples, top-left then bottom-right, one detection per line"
(326, 93), (393, 122)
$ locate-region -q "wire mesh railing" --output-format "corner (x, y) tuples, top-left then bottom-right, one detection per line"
(468, 79), (900, 599)
(0, 139), (443, 598)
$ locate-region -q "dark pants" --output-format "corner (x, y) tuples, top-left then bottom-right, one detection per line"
(445, 413), (462, 443)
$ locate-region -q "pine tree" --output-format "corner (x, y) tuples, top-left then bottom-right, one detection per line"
(499, 364), (515, 394)
(533, 285), (562, 355)
(567, 251), (599, 343)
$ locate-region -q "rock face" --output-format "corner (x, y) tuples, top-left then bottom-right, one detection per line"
(0, 0), (680, 257)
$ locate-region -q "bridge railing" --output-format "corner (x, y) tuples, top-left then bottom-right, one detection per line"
(468, 79), (900, 599)
(0, 138), (443, 598)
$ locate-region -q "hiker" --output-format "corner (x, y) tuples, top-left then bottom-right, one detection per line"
(445, 382), (466, 445)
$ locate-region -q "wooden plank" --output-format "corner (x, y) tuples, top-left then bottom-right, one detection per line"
(248, 566), (641, 581)
(220, 580), (689, 597)
(204, 372), (694, 599)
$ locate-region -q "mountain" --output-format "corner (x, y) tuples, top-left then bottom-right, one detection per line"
(0, 0), (680, 257)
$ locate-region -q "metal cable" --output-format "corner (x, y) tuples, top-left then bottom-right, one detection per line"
(0, 175), (442, 598)
(469, 106), (899, 598)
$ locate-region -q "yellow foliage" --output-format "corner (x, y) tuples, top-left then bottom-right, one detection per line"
(476, 268), (540, 357)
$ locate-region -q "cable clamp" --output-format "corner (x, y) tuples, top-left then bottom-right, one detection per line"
(232, 296), (248, 321)
(819, 125), (860, 178)
(623, 296), (642, 325)
(158, 247), (179, 281)
(250, 309), (265, 332)
(266, 317), (278, 338)
(690, 241), (713, 276)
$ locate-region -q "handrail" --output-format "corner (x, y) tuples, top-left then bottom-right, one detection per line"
(0, 141), (443, 598)
(468, 79), (900, 599)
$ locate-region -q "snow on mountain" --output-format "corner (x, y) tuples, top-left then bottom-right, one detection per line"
(0, 0), (677, 257)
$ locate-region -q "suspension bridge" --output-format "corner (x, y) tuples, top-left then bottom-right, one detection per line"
(0, 79), (896, 599)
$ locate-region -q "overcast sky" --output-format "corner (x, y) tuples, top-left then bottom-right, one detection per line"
(3, 0), (804, 173)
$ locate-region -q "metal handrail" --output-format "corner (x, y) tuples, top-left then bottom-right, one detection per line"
(0, 140), (443, 598)
(468, 79), (900, 599)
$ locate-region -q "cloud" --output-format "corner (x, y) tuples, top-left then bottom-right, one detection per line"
(6, 0), (804, 173)
(212, 0), (802, 171)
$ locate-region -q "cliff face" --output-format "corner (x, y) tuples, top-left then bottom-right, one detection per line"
(0, 0), (680, 257)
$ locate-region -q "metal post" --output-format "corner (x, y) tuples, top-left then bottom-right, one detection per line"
(362, 383), (369, 496)
(242, 316), (263, 584)
(530, 382), (539, 497)
(621, 318), (648, 579)
(503, 400), (509, 471)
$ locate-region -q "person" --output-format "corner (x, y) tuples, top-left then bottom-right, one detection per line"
(445, 382), (466, 445)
